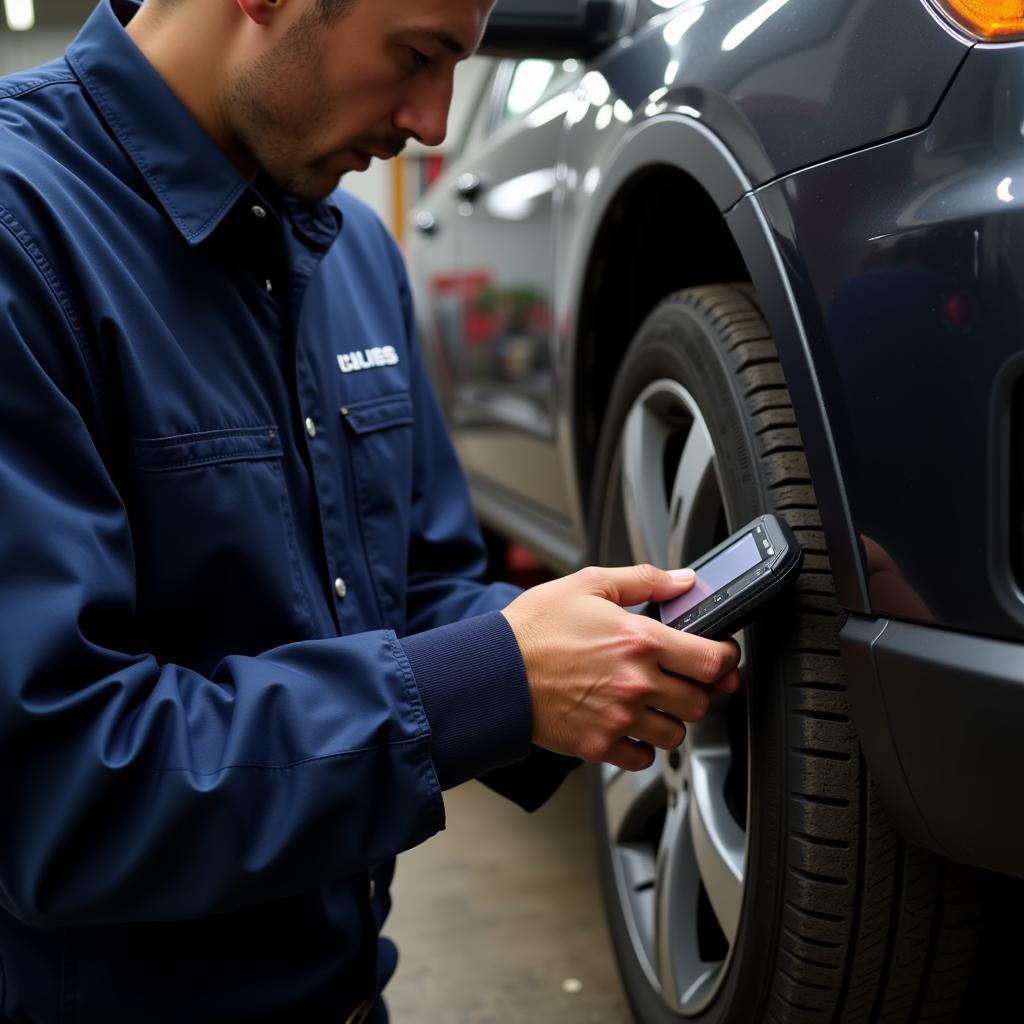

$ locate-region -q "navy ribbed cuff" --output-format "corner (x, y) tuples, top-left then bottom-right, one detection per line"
(400, 611), (533, 790)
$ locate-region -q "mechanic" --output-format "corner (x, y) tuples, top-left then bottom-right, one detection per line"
(0, 0), (740, 1020)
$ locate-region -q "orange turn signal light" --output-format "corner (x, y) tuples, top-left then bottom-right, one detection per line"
(933, 0), (1024, 39)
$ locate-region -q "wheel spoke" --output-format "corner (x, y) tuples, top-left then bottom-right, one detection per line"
(654, 792), (691, 1007)
(653, 790), (722, 1010)
(603, 761), (664, 845)
(621, 402), (671, 566)
(666, 418), (718, 570)
(688, 749), (746, 945)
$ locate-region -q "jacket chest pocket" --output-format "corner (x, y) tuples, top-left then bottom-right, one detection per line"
(340, 393), (415, 629)
(125, 425), (315, 670)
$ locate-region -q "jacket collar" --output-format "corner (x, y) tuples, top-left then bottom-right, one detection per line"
(66, 0), (251, 246)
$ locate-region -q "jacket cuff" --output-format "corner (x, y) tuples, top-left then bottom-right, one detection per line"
(401, 611), (533, 790)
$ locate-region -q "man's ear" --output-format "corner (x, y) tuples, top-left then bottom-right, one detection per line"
(235, 0), (283, 27)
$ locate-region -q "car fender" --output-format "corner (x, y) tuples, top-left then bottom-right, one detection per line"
(557, 110), (870, 611)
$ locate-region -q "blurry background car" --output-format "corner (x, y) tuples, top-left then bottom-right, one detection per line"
(407, 1), (1024, 1021)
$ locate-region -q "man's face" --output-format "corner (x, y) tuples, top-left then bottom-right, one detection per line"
(226, 0), (492, 201)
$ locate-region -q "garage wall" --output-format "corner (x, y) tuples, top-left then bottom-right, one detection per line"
(0, 0), (90, 66)
(0, 26), (76, 68)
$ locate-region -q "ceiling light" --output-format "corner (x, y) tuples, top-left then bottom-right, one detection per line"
(4, 0), (35, 32)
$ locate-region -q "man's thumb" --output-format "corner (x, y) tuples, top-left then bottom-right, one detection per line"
(581, 564), (696, 607)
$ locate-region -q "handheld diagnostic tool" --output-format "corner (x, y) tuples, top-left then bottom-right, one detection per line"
(656, 514), (803, 640)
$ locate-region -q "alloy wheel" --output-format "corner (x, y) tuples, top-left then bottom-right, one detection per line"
(596, 379), (750, 1017)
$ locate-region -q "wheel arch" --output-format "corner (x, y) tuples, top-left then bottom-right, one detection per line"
(564, 114), (868, 611)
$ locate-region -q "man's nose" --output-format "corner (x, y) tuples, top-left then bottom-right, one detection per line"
(394, 76), (454, 149)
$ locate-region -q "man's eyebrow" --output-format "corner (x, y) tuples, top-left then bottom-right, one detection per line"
(432, 31), (469, 57)
(401, 26), (470, 58)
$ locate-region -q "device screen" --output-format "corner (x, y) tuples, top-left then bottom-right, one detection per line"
(660, 532), (763, 624)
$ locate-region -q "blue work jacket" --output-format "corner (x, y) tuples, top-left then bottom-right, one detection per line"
(0, 2), (574, 1019)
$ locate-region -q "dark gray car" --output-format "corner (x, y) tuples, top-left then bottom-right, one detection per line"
(408, 2), (1024, 1020)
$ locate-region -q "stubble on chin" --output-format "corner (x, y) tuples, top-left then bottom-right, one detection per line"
(222, 10), (335, 201)
(262, 156), (341, 202)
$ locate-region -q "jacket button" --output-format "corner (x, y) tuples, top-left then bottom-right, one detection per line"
(334, 578), (348, 600)
(305, 417), (317, 439)
(251, 204), (267, 219)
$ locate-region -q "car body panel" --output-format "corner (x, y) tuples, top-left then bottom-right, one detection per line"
(757, 42), (1024, 641)
(744, 40), (1024, 871)
(619, 0), (969, 188)
(842, 614), (1024, 875)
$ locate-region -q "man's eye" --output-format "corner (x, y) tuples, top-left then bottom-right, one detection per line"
(408, 49), (433, 71)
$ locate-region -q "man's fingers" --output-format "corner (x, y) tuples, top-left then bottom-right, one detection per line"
(604, 737), (657, 772)
(714, 669), (741, 694)
(647, 678), (713, 725)
(633, 708), (687, 751)
(577, 563), (695, 608)
(656, 629), (741, 684)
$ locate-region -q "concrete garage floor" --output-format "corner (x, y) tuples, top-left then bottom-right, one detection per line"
(384, 768), (635, 1024)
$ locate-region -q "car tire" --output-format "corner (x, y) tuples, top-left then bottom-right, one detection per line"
(587, 285), (984, 1023)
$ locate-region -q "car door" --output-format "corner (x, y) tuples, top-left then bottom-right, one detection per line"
(406, 61), (498, 403)
(440, 58), (577, 518)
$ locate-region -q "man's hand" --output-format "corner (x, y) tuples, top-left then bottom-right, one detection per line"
(501, 565), (741, 772)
